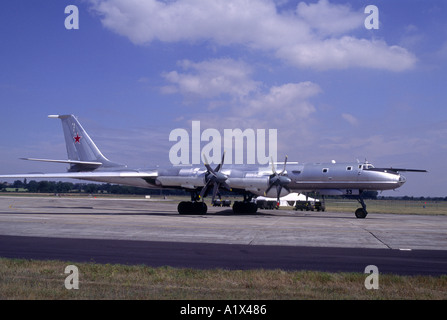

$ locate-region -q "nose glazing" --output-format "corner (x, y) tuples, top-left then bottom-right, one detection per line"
(398, 175), (406, 185)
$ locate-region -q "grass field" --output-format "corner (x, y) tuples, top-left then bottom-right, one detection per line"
(1, 258), (446, 300)
(325, 198), (447, 216)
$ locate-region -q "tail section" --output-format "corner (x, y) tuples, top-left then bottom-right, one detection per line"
(47, 115), (124, 171)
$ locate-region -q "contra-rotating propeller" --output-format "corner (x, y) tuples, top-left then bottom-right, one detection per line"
(264, 156), (291, 204)
(199, 152), (231, 203)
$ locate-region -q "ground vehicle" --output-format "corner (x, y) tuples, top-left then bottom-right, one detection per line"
(256, 200), (278, 210)
(212, 199), (232, 207)
(294, 200), (325, 212)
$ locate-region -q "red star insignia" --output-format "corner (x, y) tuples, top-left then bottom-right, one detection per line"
(74, 133), (81, 143)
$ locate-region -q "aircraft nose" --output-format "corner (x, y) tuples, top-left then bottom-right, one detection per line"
(399, 175), (406, 186)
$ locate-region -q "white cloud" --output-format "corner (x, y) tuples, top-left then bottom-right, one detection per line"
(296, 0), (363, 36)
(90, 0), (296, 46)
(277, 37), (417, 71)
(341, 113), (359, 126)
(161, 59), (259, 99)
(89, 0), (417, 71)
(242, 81), (320, 120)
(161, 58), (321, 125)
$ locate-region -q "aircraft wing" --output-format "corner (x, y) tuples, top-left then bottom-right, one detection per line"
(367, 167), (428, 173)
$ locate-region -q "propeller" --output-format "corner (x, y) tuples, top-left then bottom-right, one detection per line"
(199, 152), (231, 203)
(264, 156), (291, 204)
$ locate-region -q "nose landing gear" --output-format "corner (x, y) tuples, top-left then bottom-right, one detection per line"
(355, 195), (368, 219)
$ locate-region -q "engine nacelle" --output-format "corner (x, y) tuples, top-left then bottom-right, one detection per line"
(227, 177), (270, 196)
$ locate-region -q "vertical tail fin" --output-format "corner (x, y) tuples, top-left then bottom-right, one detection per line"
(48, 115), (124, 171)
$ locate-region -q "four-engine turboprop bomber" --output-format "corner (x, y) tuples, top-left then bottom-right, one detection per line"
(0, 115), (427, 218)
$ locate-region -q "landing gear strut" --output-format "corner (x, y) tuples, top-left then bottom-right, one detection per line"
(178, 191), (207, 215)
(355, 195), (368, 219)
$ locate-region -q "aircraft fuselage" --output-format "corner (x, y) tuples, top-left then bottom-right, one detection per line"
(92, 161), (405, 198)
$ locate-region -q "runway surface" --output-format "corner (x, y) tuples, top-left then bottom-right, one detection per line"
(1, 196), (446, 275)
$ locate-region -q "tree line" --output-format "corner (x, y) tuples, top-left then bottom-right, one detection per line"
(0, 180), (187, 196)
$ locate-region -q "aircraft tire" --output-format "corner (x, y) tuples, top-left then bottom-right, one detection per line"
(355, 208), (367, 219)
(178, 201), (207, 215)
(196, 202), (207, 215)
(233, 202), (257, 214)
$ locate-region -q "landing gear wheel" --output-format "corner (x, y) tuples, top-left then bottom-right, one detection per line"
(233, 201), (258, 214)
(178, 201), (207, 215)
(355, 208), (367, 219)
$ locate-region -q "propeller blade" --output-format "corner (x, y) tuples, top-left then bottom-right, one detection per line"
(221, 181), (232, 191)
(211, 183), (219, 203)
(214, 151), (226, 172)
(203, 154), (216, 175)
(264, 184), (273, 196)
(280, 155), (288, 175)
(199, 179), (213, 199)
(270, 156), (276, 174)
(275, 185), (282, 203)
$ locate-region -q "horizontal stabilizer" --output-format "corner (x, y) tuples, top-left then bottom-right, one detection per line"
(20, 157), (103, 172)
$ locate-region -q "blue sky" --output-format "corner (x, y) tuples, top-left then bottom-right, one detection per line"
(1, 0), (446, 197)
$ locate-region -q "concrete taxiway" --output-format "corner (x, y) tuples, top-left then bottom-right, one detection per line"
(0, 196), (446, 250)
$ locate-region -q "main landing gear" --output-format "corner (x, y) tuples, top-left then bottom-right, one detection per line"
(178, 191), (207, 215)
(232, 193), (257, 214)
(177, 191), (258, 215)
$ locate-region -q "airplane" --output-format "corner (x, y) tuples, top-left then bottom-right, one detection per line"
(0, 115), (427, 218)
